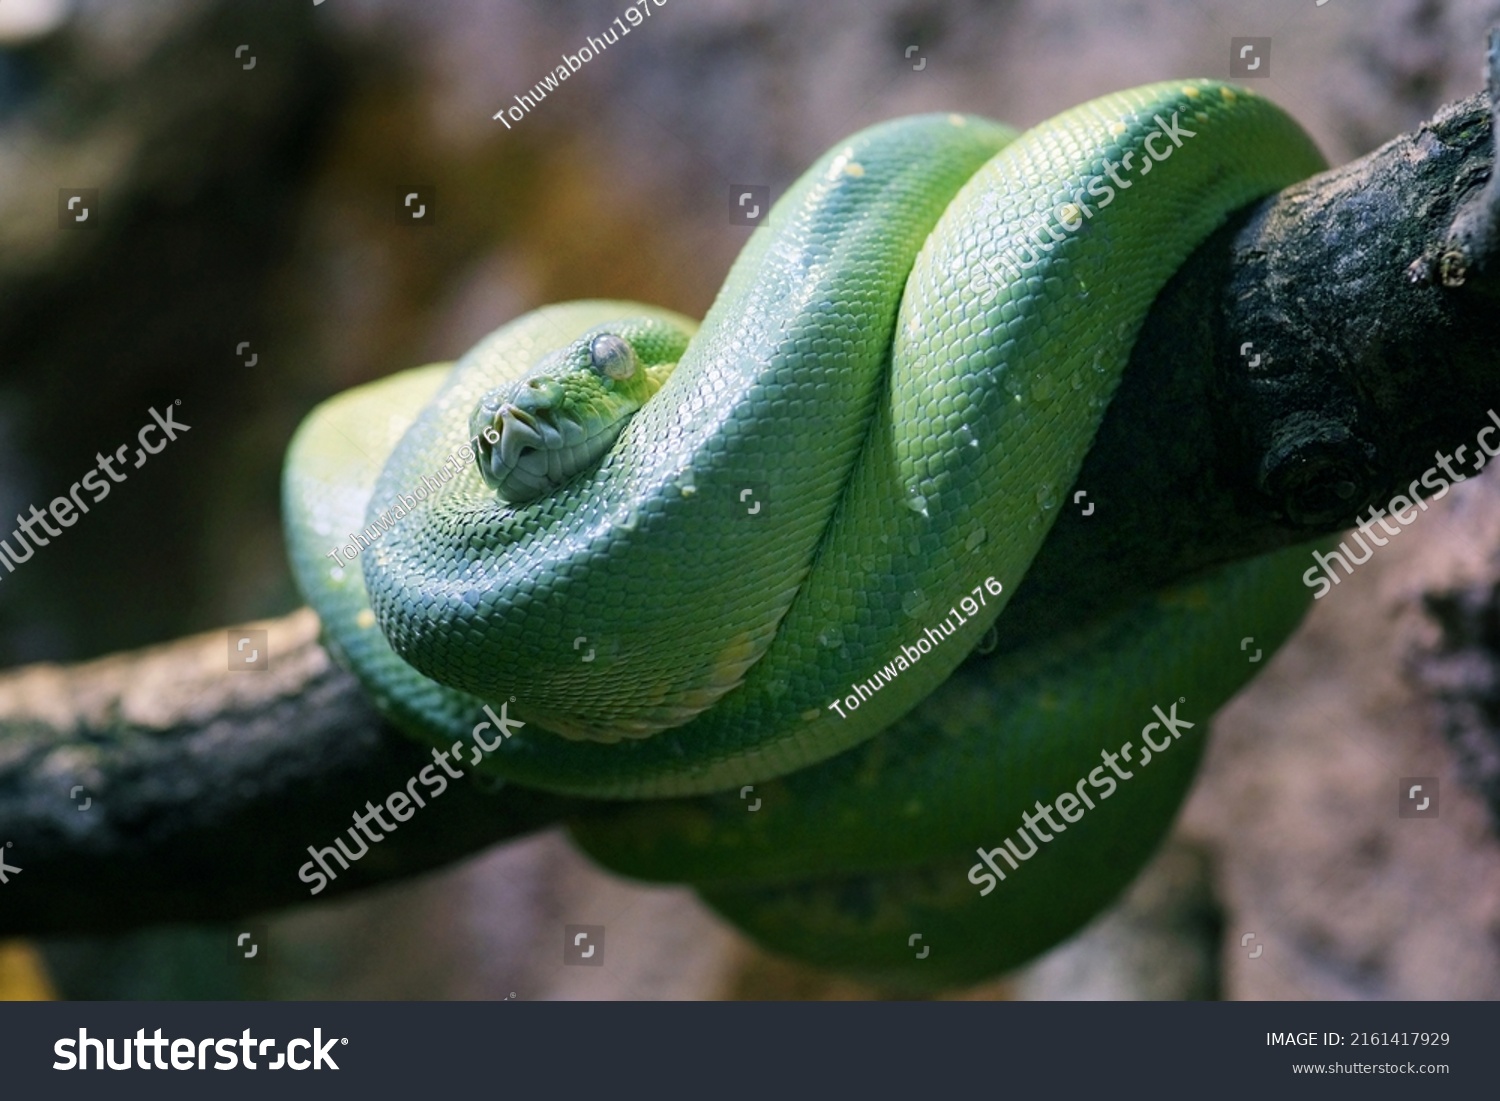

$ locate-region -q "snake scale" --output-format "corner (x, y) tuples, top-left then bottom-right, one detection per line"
(284, 80), (1327, 988)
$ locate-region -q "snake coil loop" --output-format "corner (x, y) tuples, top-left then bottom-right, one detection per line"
(285, 80), (1326, 987)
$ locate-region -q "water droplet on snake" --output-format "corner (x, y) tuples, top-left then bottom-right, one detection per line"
(817, 627), (845, 650)
(965, 526), (987, 552)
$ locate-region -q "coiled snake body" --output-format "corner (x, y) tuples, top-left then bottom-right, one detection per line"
(285, 81), (1325, 988)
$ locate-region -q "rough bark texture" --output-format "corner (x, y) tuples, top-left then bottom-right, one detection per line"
(0, 610), (565, 935)
(1442, 29), (1500, 291)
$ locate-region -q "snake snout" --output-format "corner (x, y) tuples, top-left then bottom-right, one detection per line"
(479, 400), (571, 500)
(472, 376), (626, 505)
(517, 375), (565, 408)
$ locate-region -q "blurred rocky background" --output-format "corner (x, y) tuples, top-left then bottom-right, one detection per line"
(3, 0), (1500, 999)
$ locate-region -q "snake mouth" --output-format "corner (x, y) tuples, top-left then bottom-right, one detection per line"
(496, 404), (556, 468)
(478, 402), (626, 504)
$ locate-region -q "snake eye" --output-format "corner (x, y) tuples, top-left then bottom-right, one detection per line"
(590, 334), (637, 381)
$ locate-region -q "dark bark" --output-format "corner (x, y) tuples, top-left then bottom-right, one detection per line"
(1440, 30), (1500, 294)
(3, 79), (1499, 934)
(0, 610), (568, 935)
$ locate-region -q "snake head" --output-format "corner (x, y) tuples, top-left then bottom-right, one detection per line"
(471, 330), (672, 504)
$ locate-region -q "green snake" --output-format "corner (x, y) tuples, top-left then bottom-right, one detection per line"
(284, 80), (1326, 989)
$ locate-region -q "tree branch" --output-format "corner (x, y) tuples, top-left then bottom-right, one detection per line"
(2, 77), (1498, 934)
(0, 610), (567, 935)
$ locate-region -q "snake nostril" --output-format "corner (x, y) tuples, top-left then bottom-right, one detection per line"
(520, 378), (560, 410)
